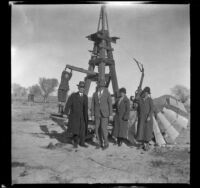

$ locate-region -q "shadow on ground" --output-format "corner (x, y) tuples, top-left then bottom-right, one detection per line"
(39, 123), (140, 149)
(40, 125), (72, 144)
(39, 124), (98, 147)
(107, 131), (141, 148)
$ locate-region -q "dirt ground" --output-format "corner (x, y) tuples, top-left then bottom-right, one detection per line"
(11, 100), (190, 184)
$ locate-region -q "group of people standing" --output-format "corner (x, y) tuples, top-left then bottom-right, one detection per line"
(57, 69), (154, 151)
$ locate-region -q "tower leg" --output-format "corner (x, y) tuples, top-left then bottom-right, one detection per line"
(84, 64), (95, 95)
(109, 64), (119, 97)
(98, 61), (106, 84)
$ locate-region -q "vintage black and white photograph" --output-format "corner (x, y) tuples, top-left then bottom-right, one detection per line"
(11, 2), (190, 184)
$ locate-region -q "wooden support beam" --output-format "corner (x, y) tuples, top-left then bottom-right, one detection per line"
(89, 58), (114, 66)
(86, 73), (110, 82)
(99, 43), (114, 51)
(86, 75), (98, 81)
(87, 31), (119, 44)
(65, 64), (98, 75)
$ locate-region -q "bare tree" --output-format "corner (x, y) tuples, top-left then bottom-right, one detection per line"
(12, 83), (21, 96)
(28, 84), (41, 96)
(171, 85), (190, 103)
(39, 78), (58, 103)
(12, 83), (27, 97)
(28, 84), (41, 102)
(21, 88), (28, 97)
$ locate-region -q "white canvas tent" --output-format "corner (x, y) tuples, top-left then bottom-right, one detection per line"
(127, 104), (189, 146)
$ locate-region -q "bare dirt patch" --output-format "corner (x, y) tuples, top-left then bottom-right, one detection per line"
(12, 99), (190, 184)
(149, 146), (190, 183)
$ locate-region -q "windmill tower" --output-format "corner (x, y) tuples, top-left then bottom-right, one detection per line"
(84, 5), (120, 98)
(65, 5), (120, 98)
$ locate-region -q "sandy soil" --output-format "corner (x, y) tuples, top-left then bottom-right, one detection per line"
(12, 100), (190, 184)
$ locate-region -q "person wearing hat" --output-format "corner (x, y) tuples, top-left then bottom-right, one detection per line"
(64, 81), (88, 148)
(136, 86), (154, 151)
(57, 68), (72, 114)
(112, 87), (130, 146)
(91, 80), (113, 150)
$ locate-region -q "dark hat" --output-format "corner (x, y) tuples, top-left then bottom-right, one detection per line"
(77, 81), (85, 88)
(130, 95), (135, 101)
(119, 87), (126, 94)
(142, 86), (151, 94)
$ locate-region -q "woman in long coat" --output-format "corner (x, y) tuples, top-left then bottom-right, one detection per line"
(112, 88), (130, 146)
(136, 86), (154, 151)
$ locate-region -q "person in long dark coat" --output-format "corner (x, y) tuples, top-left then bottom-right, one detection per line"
(58, 69), (72, 114)
(64, 81), (88, 148)
(136, 86), (154, 151)
(112, 88), (130, 146)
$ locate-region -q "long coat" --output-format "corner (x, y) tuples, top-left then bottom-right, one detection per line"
(91, 88), (113, 118)
(112, 96), (130, 139)
(64, 92), (88, 136)
(136, 96), (154, 142)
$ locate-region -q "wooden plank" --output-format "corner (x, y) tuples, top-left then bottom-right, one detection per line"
(65, 64), (98, 75)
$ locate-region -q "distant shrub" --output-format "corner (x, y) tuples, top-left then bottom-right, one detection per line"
(39, 78), (58, 103)
(171, 85), (190, 104)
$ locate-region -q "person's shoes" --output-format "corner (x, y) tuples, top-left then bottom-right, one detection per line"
(118, 141), (122, 147)
(113, 139), (118, 145)
(137, 144), (144, 150)
(79, 143), (88, 148)
(95, 145), (101, 149)
(143, 143), (150, 151)
(95, 144), (101, 149)
(102, 144), (109, 150)
(73, 143), (78, 148)
(127, 143), (134, 148)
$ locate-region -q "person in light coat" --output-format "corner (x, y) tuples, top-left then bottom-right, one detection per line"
(112, 88), (130, 146)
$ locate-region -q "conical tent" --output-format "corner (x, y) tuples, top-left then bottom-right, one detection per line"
(127, 107), (188, 146)
(162, 107), (188, 130)
(152, 116), (166, 146)
(127, 110), (167, 146)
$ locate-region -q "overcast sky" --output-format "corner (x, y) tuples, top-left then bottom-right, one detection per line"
(11, 3), (190, 98)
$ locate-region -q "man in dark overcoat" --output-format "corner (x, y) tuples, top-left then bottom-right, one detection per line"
(136, 86), (154, 151)
(112, 88), (130, 146)
(64, 81), (88, 148)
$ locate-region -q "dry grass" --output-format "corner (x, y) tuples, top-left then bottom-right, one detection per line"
(12, 161), (26, 167)
(150, 159), (172, 168)
(150, 146), (190, 183)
